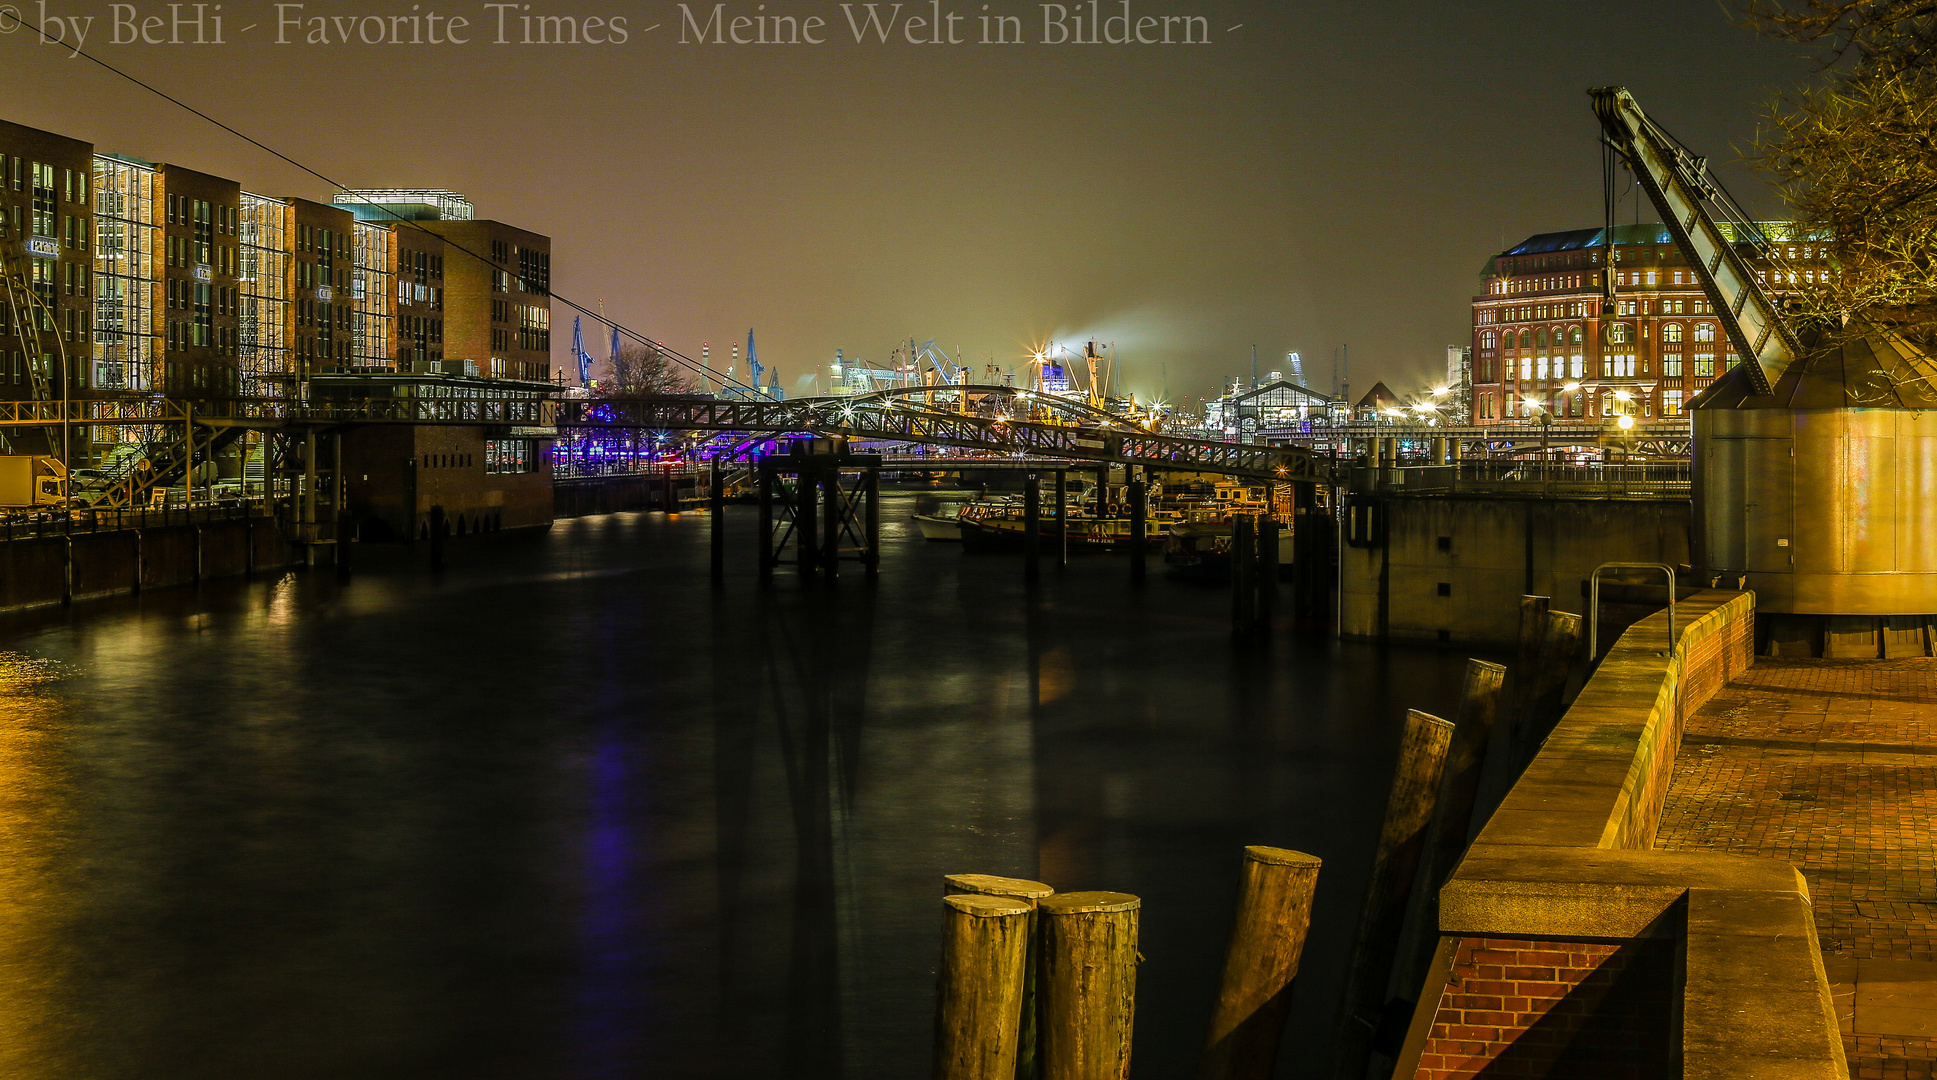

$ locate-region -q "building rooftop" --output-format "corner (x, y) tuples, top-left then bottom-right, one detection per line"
(333, 189), (474, 222)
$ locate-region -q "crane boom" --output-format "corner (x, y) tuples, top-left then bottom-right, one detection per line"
(1590, 86), (1801, 396)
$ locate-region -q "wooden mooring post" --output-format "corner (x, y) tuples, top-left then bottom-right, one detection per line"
(1128, 472), (1147, 583)
(1329, 709), (1454, 1080)
(428, 504), (446, 568)
(1231, 514), (1257, 635)
(1199, 847), (1322, 1080)
(1256, 514), (1279, 628)
(934, 893), (1036, 1080)
(1388, 660), (1507, 1040)
(1054, 469), (1069, 568)
(710, 457), (724, 583)
(946, 874), (1055, 1080)
(1024, 474), (1041, 583)
(1039, 891), (1141, 1080)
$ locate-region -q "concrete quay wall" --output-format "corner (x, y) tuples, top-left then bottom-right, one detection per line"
(1396, 591), (1850, 1079)
(1341, 495), (1691, 647)
(0, 517), (301, 613)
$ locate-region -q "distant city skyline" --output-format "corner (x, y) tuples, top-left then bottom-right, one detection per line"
(0, 0), (1805, 404)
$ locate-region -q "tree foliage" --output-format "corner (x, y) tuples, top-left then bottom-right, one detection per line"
(1740, 1), (1937, 335)
(600, 342), (694, 396)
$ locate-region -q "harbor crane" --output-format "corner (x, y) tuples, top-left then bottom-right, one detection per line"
(1592, 85), (1937, 633)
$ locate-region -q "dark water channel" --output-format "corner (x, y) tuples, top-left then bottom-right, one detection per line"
(0, 492), (1477, 1079)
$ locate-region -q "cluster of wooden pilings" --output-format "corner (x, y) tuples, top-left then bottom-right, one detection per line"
(1328, 592), (1587, 1078)
(932, 847), (1322, 1080)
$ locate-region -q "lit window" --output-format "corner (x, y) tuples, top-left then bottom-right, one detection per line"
(1694, 323), (1715, 343)
(1693, 352), (1715, 377)
(1663, 389), (1683, 415)
(1663, 323), (1683, 343)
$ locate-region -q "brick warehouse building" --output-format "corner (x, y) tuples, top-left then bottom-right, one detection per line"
(1469, 222), (1829, 427)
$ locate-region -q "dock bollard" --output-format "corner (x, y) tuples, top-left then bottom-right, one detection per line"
(946, 874), (1055, 1080)
(1199, 847), (1322, 1080)
(1039, 891), (1140, 1080)
(934, 893), (1036, 1080)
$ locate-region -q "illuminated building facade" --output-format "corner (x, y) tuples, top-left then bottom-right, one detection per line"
(419, 218), (551, 381)
(1469, 223), (1827, 427)
(0, 120), (97, 406)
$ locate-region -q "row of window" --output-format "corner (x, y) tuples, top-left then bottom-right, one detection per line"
(1482, 350), (1723, 383)
(1481, 322), (1718, 351)
(1474, 388), (1688, 421)
(1, 157), (87, 204)
(166, 194), (238, 235)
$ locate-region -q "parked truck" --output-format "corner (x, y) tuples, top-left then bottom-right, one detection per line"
(0, 456), (68, 508)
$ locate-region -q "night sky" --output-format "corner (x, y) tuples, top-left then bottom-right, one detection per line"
(0, 0), (1807, 405)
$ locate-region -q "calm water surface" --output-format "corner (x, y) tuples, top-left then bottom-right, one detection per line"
(0, 493), (1474, 1079)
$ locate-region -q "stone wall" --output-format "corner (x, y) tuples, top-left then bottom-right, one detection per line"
(1339, 495), (1691, 647)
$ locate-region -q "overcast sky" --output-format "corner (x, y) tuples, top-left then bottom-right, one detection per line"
(0, 0), (1814, 404)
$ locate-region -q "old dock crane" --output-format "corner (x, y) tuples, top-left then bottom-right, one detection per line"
(1593, 86), (1937, 654)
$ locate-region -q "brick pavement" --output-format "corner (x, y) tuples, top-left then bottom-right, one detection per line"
(1656, 658), (1937, 1080)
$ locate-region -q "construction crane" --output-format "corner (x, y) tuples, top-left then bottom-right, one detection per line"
(1591, 84), (1937, 629)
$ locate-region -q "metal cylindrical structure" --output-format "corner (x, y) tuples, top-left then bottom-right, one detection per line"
(1694, 330), (1937, 615)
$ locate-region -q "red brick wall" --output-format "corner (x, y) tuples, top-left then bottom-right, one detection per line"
(1412, 936), (1675, 1079)
(1609, 592), (1754, 850)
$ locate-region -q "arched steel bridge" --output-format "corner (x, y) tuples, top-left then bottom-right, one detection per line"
(0, 384), (1336, 486)
(559, 385), (1335, 482)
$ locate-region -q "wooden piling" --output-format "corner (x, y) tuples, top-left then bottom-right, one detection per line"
(946, 874), (1056, 1080)
(1039, 891), (1140, 1080)
(1231, 514), (1256, 635)
(1024, 475), (1041, 582)
(798, 468), (819, 577)
(1329, 709), (1454, 1080)
(428, 504), (446, 568)
(1256, 515), (1279, 627)
(757, 461), (774, 580)
(1198, 847), (1322, 1080)
(1393, 660), (1506, 1005)
(1508, 595), (1550, 750)
(710, 457), (724, 583)
(1516, 610), (1583, 767)
(1128, 475), (1147, 583)
(864, 464), (880, 575)
(1055, 469), (1069, 568)
(934, 894), (1036, 1080)
(822, 468), (841, 579)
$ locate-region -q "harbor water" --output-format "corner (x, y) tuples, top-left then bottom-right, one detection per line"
(0, 492), (1476, 1079)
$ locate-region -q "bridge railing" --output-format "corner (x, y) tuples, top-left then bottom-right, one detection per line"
(1357, 461), (1691, 498)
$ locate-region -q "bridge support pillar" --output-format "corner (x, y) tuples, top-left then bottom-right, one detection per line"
(757, 440), (881, 580)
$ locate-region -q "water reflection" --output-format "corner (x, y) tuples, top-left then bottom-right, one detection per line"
(0, 494), (1475, 1079)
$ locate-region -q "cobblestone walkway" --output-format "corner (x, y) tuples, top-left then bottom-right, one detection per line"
(1657, 658), (1937, 1080)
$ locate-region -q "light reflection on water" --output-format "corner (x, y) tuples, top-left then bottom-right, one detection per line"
(0, 494), (1475, 1079)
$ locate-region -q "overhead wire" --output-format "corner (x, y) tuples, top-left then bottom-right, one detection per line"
(0, 9), (759, 394)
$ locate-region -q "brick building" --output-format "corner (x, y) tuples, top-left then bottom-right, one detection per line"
(1468, 223), (1827, 427)
(0, 120), (96, 409)
(418, 218), (551, 381)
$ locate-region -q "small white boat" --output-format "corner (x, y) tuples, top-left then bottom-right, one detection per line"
(913, 512), (963, 541)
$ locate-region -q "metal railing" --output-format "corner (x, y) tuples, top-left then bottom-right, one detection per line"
(1356, 461), (1691, 498)
(0, 499), (271, 543)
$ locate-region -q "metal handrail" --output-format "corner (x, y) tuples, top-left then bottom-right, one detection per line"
(1589, 561), (1677, 659)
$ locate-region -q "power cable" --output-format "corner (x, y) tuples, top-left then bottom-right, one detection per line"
(0, 9), (758, 393)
